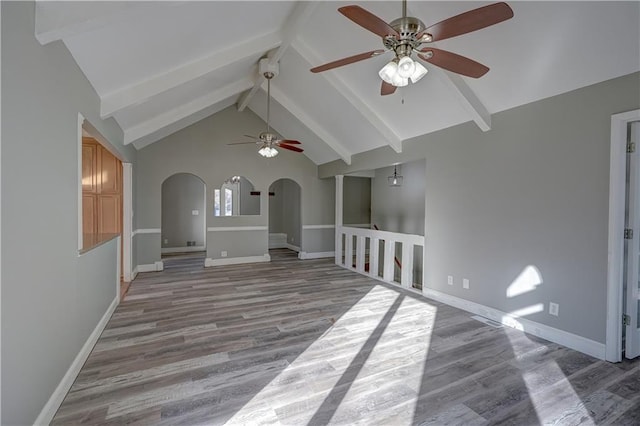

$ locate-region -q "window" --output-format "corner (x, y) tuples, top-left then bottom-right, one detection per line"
(225, 188), (233, 216)
(214, 189), (221, 216)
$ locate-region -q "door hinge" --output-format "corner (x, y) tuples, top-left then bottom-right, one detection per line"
(627, 142), (636, 153)
(623, 314), (631, 326)
(625, 229), (634, 239)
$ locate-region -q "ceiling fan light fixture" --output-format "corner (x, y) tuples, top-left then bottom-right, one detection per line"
(378, 60), (398, 84)
(397, 56), (416, 78)
(391, 73), (408, 87)
(410, 61), (428, 83)
(258, 146), (278, 158)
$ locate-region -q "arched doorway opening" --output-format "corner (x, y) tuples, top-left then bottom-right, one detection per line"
(161, 173), (206, 267)
(268, 178), (302, 260)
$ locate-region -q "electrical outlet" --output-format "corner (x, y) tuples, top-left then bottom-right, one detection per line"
(463, 278), (470, 289)
(192, 210), (199, 216)
(221, 251), (227, 257)
(549, 302), (559, 316)
(447, 275), (453, 285)
(163, 239), (168, 244)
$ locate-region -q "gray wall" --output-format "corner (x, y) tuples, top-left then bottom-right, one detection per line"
(1, 2), (135, 423)
(161, 173), (206, 248)
(135, 105), (334, 263)
(343, 176), (371, 226)
(371, 161), (426, 235)
(320, 72), (640, 343)
(269, 180), (285, 233)
(239, 176), (260, 215)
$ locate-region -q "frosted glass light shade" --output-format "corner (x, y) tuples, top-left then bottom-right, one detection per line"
(397, 56), (416, 78)
(258, 146), (278, 158)
(378, 61), (398, 84)
(410, 61), (428, 83)
(391, 73), (408, 87)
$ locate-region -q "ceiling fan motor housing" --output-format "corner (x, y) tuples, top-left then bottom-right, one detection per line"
(385, 16), (428, 57)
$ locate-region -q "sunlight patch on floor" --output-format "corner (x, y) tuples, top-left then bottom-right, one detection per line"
(504, 329), (595, 424)
(225, 285), (437, 425)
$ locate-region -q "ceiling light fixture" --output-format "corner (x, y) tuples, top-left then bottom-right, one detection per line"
(258, 145), (278, 158)
(379, 55), (427, 87)
(388, 165), (403, 186)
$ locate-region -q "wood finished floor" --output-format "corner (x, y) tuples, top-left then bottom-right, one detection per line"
(53, 249), (640, 425)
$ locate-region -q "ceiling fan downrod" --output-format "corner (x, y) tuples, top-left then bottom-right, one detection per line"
(264, 71), (274, 136)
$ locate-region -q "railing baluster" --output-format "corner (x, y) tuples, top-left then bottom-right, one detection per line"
(356, 236), (366, 272)
(401, 243), (414, 288)
(335, 229), (342, 265)
(345, 232), (354, 269)
(370, 237), (379, 278)
(383, 239), (395, 282)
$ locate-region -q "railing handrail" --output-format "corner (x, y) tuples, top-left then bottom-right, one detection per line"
(339, 225), (425, 246)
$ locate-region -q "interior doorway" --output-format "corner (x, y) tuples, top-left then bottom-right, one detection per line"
(606, 110), (640, 362)
(161, 173), (207, 263)
(268, 178), (302, 254)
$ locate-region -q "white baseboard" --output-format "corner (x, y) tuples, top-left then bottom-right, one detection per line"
(285, 243), (301, 252)
(423, 288), (606, 360)
(298, 251), (335, 260)
(205, 253), (270, 267)
(161, 246), (205, 254)
(132, 266), (139, 281)
(136, 261), (164, 273)
(34, 296), (118, 425)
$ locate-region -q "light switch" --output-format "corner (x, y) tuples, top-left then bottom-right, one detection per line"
(192, 210), (199, 216)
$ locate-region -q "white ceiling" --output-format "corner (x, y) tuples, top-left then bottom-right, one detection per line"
(36, 1), (640, 165)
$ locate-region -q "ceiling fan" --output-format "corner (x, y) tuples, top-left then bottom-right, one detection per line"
(228, 70), (303, 158)
(310, 1), (513, 96)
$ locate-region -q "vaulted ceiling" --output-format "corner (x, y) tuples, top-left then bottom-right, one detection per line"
(36, 1), (640, 165)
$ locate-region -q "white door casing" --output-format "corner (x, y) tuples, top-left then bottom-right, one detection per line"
(606, 109), (640, 362)
(626, 121), (640, 359)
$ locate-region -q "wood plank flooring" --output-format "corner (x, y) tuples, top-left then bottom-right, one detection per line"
(53, 249), (640, 425)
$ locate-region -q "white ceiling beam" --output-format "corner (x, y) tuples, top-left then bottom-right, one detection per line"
(35, 1), (176, 45)
(237, 1), (319, 112)
(438, 71), (492, 131)
(403, 5), (491, 132)
(268, 84), (352, 165)
(123, 78), (253, 145)
(292, 38), (404, 153)
(101, 32), (281, 119)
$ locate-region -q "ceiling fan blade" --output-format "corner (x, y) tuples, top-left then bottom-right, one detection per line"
(338, 5), (399, 39)
(381, 81), (397, 96)
(418, 48), (489, 78)
(278, 139), (301, 145)
(227, 141), (259, 145)
(279, 144), (304, 153)
(243, 134), (258, 139)
(311, 50), (386, 73)
(418, 2), (513, 42)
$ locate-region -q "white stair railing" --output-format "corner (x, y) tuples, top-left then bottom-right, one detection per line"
(336, 226), (424, 290)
